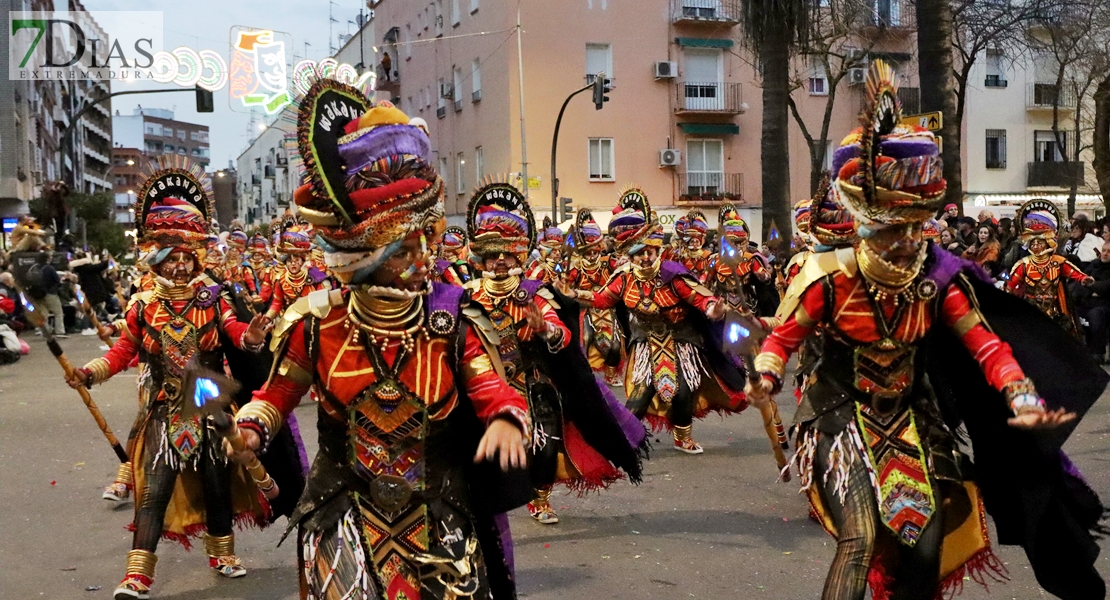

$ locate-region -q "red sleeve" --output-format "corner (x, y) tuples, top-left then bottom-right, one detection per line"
(755, 282), (824, 390)
(1061, 261), (1089, 283)
(535, 295), (571, 351)
(671, 276), (715, 313)
(0, 296), (13, 314)
(1006, 262), (1025, 295)
(589, 273), (625, 309)
(459, 328), (530, 433)
(217, 296), (251, 349)
(267, 285), (286, 318)
(249, 320), (312, 417)
(86, 302), (143, 381)
(941, 284), (1026, 389)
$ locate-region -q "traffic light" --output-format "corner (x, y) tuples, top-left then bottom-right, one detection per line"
(559, 197), (574, 223)
(196, 87), (214, 113)
(592, 73), (611, 110)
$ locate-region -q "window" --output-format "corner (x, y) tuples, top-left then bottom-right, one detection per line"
(585, 43), (612, 82)
(682, 49), (723, 110)
(475, 146), (484, 181)
(439, 156), (449, 190)
(1035, 130), (1067, 162)
(191, 148), (201, 157)
(470, 0), (479, 13)
(808, 59), (828, 95)
(456, 152), (466, 193)
(177, 130), (186, 140)
(163, 127), (173, 138)
(686, 139), (724, 194)
(811, 140), (834, 173)
(588, 138), (615, 181)
(437, 78), (446, 110)
(164, 144), (175, 153)
(471, 58), (482, 101)
(984, 49), (1006, 87)
(190, 131), (199, 141)
(871, 0), (901, 27)
(199, 131), (209, 143)
(453, 66), (463, 110)
(144, 123), (158, 135)
(452, 0), (461, 26)
(435, 0), (445, 35)
(985, 129), (1007, 169)
(405, 24), (413, 59)
(178, 147), (186, 155)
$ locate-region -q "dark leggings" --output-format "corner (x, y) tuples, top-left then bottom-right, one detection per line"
(625, 355), (695, 427)
(814, 432), (943, 600)
(132, 413), (234, 552)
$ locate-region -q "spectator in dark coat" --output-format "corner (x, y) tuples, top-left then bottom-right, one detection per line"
(1075, 240), (1110, 363)
(69, 252), (111, 313)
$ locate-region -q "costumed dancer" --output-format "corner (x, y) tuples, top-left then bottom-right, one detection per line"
(706, 208), (775, 316)
(749, 61), (1107, 600)
(232, 87), (534, 600)
(566, 208), (625, 387)
(560, 188), (748, 454)
(673, 210), (712, 282)
(784, 195), (816, 287)
(264, 226), (330, 320)
(465, 181), (646, 526)
(434, 225), (473, 286)
(1005, 199), (1092, 337)
(243, 233), (275, 312)
(662, 214), (688, 263)
(65, 178), (275, 600)
(222, 228), (249, 287)
(526, 216), (566, 284)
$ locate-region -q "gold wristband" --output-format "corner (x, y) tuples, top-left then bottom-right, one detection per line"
(753, 352), (786, 379)
(235, 400), (283, 444)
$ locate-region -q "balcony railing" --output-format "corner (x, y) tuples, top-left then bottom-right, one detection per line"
(861, 0), (915, 30)
(677, 172), (744, 204)
(1027, 83), (1076, 110)
(675, 81), (744, 114)
(671, 0), (740, 25)
(1027, 161), (1084, 188)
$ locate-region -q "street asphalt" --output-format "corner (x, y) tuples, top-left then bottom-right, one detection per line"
(2, 332), (1108, 599)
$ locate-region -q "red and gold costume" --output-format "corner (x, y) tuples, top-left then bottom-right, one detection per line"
(236, 93), (534, 599)
(567, 210), (624, 384)
(265, 228), (330, 320)
(706, 210), (770, 314)
(243, 234), (275, 309)
(671, 210), (711, 281)
(572, 188), (747, 453)
(77, 168), (270, 599)
(433, 225), (473, 286)
(1006, 200), (1090, 336)
(754, 62), (1107, 600)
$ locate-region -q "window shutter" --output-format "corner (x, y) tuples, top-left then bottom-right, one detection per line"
(1000, 130), (1007, 169)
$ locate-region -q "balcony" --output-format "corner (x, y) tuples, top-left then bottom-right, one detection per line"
(1027, 161), (1084, 188)
(375, 63), (399, 89)
(1027, 83), (1076, 111)
(984, 75), (1008, 88)
(860, 0), (915, 33)
(671, 0), (740, 26)
(897, 87), (920, 116)
(675, 81), (744, 115)
(676, 172), (744, 205)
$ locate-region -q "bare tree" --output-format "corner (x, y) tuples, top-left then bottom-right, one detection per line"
(785, 0), (879, 195)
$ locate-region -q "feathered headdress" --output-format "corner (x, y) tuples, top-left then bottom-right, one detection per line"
(811, 175), (858, 248)
(609, 186), (659, 255)
(573, 208), (605, 253)
(291, 66), (442, 282)
(466, 177), (535, 260)
(718, 203), (750, 243)
(135, 156), (214, 259)
(1016, 199), (1061, 250)
(440, 225), (467, 251)
(832, 61), (945, 233)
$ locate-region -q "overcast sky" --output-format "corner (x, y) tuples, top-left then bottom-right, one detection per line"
(86, 0), (359, 168)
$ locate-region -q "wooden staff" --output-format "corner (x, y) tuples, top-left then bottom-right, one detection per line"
(17, 288), (129, 463)
(75, 285), (114, 347)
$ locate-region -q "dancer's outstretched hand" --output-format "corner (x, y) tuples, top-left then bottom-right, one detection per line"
(1007, 407), (1076, 430)
(227, 428), (260, 465)
(744, 377), (774, 407)
(475, 418), (527, 472)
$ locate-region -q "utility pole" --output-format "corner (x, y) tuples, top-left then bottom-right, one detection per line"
(516, 7), (529, 198)
(551, 80), (596, 221)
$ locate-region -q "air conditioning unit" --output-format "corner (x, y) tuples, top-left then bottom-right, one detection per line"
(654, 61), (677, 79)
(846, 48), (865, 62)
(659, 148), (681, 167)
(848, 67), (866, 85)
(439, 83), (454, 99)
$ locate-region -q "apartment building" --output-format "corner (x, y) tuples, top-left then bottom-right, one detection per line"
(963, 36), (1101, 218)
(0, 0), (113, 219)
(113, 108), (211, 170)
(108, 146), (144, 225)
(365, 0), (918, 237)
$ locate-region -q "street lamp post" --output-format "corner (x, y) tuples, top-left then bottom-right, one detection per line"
(550, 78), (599, 223)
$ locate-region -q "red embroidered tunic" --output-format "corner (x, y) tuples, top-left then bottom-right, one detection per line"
(266, 267), (329, 319)
(243, 261), (274, 304)
(587, 271), (714, 322)
(1006, 254), (1087, 320)
(759, 271), (1026, 392)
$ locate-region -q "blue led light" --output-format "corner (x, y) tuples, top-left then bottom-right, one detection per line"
(727, 322), (750, 343)
(194, 377), (220, 407)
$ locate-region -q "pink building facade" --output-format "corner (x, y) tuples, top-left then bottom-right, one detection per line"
(370, 0), (917, 239)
